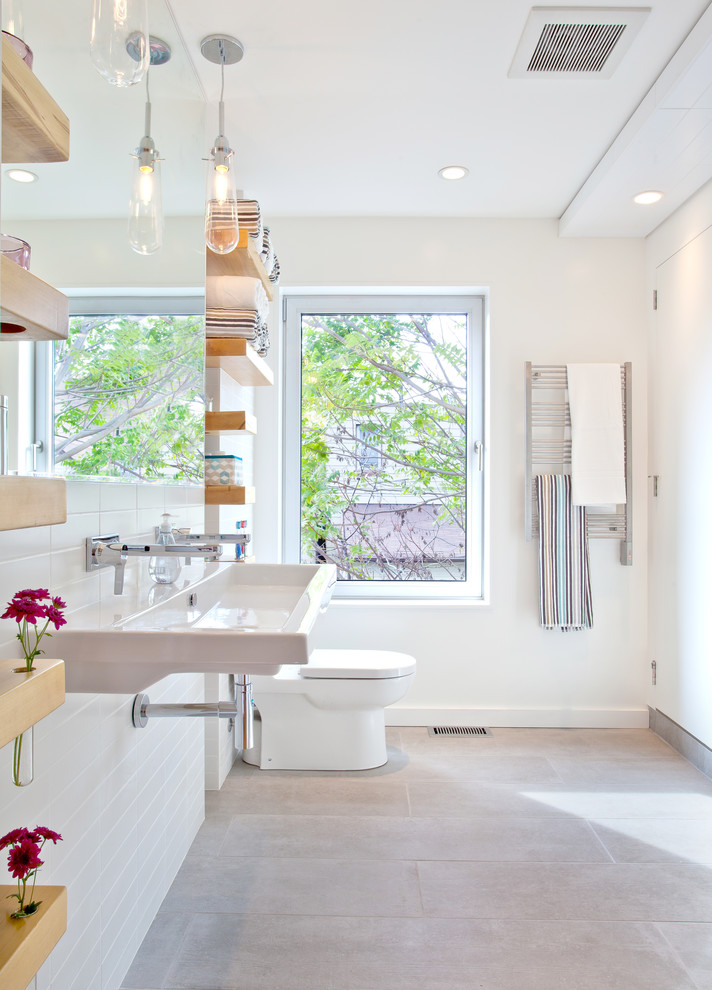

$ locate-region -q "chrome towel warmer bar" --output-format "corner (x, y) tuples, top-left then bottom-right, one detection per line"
(524, 361), (632, 566)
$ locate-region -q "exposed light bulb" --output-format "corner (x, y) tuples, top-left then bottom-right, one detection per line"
(90, 0), (149, 87)
(205, 137), (239, 254)
(129, 136), (163, 255)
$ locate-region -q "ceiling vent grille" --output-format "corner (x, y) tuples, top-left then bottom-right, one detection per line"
(509, 7), (650, 79)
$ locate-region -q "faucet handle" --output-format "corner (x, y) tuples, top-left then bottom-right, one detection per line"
(86, 534), (120, 570)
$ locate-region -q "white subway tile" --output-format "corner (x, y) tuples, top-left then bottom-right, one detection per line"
(0, 523), (51, 561)
(100, 485), (138, 512)
(98, 509), (139, 541)
(51, 511), (101, 553)
(0, 554), (53, 614)
(66, 481), (102, 514)
(137, 485), (167, 510)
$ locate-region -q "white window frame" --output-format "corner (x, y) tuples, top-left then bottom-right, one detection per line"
(282, 291), (487, 600)
(33, 289), (204, 479)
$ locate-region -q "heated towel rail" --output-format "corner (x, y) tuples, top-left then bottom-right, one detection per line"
(525, 362), (632, 566)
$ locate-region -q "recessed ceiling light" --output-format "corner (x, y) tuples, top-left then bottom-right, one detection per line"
(6, 169), (38, 183)
(438, 165), (469, 181)
(633, 190), (663, 205)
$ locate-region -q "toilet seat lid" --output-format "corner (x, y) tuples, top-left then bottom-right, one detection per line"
(299, 649), (416, 679)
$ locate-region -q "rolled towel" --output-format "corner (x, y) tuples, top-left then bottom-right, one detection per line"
(205, 308), (261, 340)
(205, 276), (269, 323)
(237, 199), (263, 241)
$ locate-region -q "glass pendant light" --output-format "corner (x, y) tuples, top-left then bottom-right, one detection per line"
(90, 0), (149, 87)
(201, 35), (245, 255)
(128, 39), (170, 255)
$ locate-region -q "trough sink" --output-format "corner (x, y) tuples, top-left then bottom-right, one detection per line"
(56, 562), (336, 693)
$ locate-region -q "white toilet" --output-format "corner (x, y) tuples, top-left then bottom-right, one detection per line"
(243, 649), (416, 770)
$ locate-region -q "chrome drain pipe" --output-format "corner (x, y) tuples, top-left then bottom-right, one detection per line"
(236, 674), (254, 750)
(132, 674), (254, 749)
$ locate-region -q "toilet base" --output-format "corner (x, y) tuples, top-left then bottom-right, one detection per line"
(242, 701), (388, 771)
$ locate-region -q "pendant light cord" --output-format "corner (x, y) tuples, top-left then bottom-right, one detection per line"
(144, 68), (152, 138)
(218, 44), (225, 138)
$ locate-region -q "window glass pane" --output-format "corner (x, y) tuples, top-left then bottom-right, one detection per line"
(300, 311), (467, 583)
(54, 313), (204, 482)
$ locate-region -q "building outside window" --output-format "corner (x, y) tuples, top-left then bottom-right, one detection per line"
(283, 293), (487, 599)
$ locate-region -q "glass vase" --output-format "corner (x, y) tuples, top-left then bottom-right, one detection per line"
(12, 725), (34, 787)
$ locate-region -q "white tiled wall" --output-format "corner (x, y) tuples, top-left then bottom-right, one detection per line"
(204, 367), (255, 787)
(0, 482), (206, 990)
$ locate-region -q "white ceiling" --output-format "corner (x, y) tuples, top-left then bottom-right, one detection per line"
(4, 0), (712, 236)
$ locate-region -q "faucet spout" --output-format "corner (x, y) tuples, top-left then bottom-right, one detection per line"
(86, 534), (224, 595)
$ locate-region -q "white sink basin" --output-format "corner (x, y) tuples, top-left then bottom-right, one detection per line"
(57, 562), (336, 693)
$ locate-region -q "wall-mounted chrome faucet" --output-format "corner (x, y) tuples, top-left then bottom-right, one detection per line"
(155, 528), (251, 546)
(86, 534), (224, 595)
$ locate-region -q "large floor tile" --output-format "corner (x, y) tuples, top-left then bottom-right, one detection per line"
(159, 915), (697, 990)
(160, 855), (422, 917)
(658, 922), (712, 989)
(425, 781), (712, 820)
(460, 727), (681, 761)
(417, 861), (712, 921)
(404, 775), (712, 820)
(548, 757), (712, 789)
(592, 818), (712, 865)
(121, 912), (191, 989)
(405, 780), (577, 818)
(217, 813), (611, 863)
(207, 777), (410, 817)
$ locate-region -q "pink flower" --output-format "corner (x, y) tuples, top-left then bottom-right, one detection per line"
(0, 827), (31, 850)
(2, 596), (46, 625)
(8, 839), (43, 880)
(44, 606), (67, 631)
(31, 827), (62, 844)
(15, 589), (50, 600)
(51, 596), (67, 610)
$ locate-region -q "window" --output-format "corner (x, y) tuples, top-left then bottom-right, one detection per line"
(32, 293), (205, 483)
(283, 294), (486, 598)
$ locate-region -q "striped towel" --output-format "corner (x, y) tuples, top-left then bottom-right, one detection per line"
(205, 308), (262, 340)
(237, 199), (263, 240)
(536, 474), (592, 630)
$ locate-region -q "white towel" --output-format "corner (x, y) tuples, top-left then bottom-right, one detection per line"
(566, 363), (626, 507)
(205, 276), (269, 323)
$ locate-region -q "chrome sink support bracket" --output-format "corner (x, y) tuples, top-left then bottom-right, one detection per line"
(132, 674), (254, 750)
(86, 534), (125, 595)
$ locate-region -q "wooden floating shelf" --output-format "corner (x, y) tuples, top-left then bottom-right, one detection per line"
(205, 485), (256, 506)
(1, 257), (69, 341)
(0, 476), (67, 531)
(205, 337), (274, 387)
(0, 658), (65, 752)
(205, 411), (257, 435)
(205, 231), (274, 301)
(0, 885), (67, 990)
(1, 36), (70, 163)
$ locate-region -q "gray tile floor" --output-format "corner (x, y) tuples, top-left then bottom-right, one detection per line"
(121, 727), (712, 990)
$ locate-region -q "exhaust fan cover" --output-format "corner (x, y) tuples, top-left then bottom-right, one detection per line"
(509, 6), (650, 78)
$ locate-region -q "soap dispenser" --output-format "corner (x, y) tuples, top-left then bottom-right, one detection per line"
(149, 513), (182, 585)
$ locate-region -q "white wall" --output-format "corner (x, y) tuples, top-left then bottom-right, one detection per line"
(646, 178), (712, 749)
(256, 216), (649, 727)
(0, 482), (205, 990)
